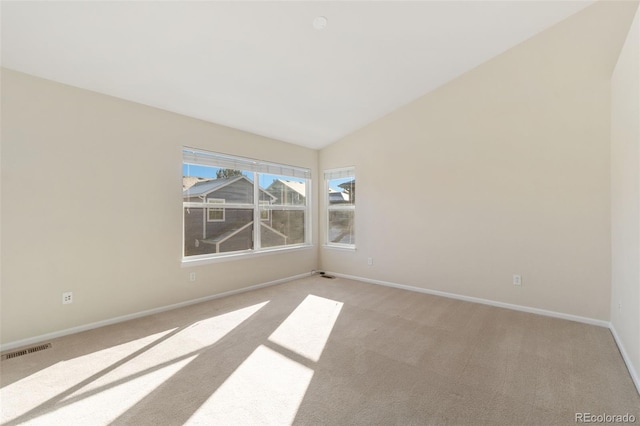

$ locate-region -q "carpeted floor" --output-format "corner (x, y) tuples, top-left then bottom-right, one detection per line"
(1, 275), (639, 425)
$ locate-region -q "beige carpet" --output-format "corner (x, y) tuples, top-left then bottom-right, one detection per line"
(1, 276), (639, 425)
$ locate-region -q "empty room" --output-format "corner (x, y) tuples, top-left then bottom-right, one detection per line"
(1, 1), (639, 425)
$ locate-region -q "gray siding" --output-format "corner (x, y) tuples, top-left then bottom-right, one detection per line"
(183, 178), (299, 256)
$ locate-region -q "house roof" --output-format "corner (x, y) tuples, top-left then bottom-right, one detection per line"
(329, 192), (350, 203)
(1, 1), (598, 149)
(338, 180), (355, 190)
(183, 176), (242, 198)
(182, 176), (210, 191)
(271, 179), (306, 198)
(183, 175), (277, 200)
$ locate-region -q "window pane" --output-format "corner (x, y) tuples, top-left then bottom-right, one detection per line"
(263, 174), (306, 206)
(328, 210), (354, 245)
(208, 209), (224, 221)
(184, 207), (254, 256)
(328, 178), (355, 206)
(183, 166), (254, 204)
(261, 210), (305, 248)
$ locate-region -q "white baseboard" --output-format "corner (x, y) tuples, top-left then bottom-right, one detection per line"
(0, 272), (310, 353)
(609, 323), (640, 396)
(328, 272), (610, 328)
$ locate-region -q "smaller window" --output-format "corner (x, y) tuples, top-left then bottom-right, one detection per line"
(259, 200), (270, 221)
(325, 167), (355, 248)
(207, 198), (225, 222)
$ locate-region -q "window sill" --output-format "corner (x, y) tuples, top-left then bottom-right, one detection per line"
(322, 244), (356, 251)
(181, 244), (314, 267)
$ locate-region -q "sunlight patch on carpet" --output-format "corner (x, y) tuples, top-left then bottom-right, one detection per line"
(59, 301), (270, 400)
(134, 300), (271, 363)
(0, 329), (176, 423)
(21, 355), (198, 425)
(268, 294), (343, 362)
(186, 345), (313, 425)
(0, 301), (269, 425)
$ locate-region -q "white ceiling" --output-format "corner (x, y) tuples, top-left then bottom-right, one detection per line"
(1, 1), (594, 149)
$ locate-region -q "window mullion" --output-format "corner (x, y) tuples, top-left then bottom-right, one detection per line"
(305, 178), (311, 245)
(253, 171), (261, 250)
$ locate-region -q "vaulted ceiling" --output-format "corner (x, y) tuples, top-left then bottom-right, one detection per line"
(2, 1), (596, 149)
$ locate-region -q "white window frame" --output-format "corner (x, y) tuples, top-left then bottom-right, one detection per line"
(325, 167), (355, 250)
(182, 147), (312, 264)
(207, 198), (225, 222)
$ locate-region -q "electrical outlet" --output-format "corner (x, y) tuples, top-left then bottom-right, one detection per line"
(62, 292), (73, 304)
(513, 275), (522, 286)
(367, 257), (373, 266)
(189, 272), (196, 282)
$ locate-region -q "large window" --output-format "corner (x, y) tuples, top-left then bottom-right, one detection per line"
(325, 167), (355, 248)
(183, 148), (311, 261)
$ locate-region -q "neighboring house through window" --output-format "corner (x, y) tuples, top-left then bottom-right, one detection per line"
(325, 167), (355, 248)
(183, 148), (311, 262)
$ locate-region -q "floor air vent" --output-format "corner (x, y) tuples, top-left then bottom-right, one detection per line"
(1, 343), (52, 361)
(314, 271), (336, 279)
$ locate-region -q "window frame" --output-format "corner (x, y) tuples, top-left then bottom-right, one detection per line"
(182, 148), (312, 265)
(324, 167), (356, 250)
(206, 198), (225, 222)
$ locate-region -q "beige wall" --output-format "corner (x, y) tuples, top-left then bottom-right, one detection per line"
(0, 69), (318, 346)
(611, 4), (640, 388)
(320, 1), (637, 321)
